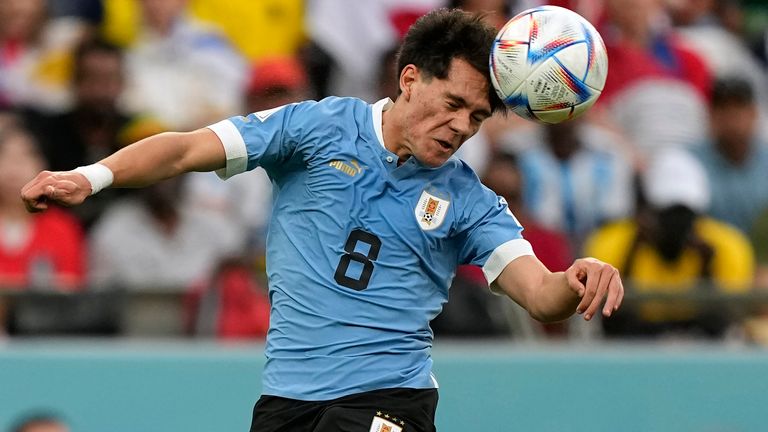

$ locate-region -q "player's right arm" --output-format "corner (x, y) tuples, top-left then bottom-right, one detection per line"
(493, 255), (624, 323)
(21, 128), (225, 212)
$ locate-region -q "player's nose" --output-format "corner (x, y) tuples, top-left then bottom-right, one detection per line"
(448, 112), (473, 137)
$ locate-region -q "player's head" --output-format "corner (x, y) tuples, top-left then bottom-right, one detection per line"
(394, 8), (505, 167)
(397, 8), (505, 114)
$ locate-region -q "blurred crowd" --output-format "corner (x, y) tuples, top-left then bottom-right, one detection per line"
(0, 0), (767, 345)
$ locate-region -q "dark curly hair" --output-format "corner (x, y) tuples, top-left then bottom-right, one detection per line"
(397, 8), (507, 114)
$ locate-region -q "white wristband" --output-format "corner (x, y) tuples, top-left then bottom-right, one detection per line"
(74, 164), (114, 196)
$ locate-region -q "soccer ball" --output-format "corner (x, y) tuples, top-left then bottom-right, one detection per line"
(489, 5), (608, 124)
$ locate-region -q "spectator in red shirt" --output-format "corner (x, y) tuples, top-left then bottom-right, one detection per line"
(588, 0), (713, 165)
(0, 123), (86, 290)
(599, 0), (711, 103)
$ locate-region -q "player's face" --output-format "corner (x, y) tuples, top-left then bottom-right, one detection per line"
(401, 58), (492, 167)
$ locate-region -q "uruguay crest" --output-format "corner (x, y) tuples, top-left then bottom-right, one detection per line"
(369, 413), (403, 432)
(415, 189), (450, 230)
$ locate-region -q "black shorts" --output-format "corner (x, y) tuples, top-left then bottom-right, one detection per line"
(249, 387), (438, 432)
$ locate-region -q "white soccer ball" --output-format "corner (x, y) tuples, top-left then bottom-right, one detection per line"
(489, 5), (608, 124)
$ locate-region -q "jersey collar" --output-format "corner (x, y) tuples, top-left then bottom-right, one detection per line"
(372, 97), (394, 149)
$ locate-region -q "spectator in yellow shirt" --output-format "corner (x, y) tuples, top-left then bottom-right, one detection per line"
(585, 148), (754, 338)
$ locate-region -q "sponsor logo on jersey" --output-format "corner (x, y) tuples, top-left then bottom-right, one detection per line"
(415, 189), (450, 230)
(369, 413), (403, 432)
(498, 196), (522, 226)
(254, 106), (285, 122)
(329, 159), (363, 177)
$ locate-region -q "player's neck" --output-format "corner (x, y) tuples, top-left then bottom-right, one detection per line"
(381, 103), (412, 165)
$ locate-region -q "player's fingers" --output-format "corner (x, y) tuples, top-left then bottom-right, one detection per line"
(566, 267), (586, 297)
(583, 266), (610, 320)
(21, 185), (48, 212)
(614, 274), (625, 312)
(576, 265), (600, 316)
(20, 173), (56, 212)
(601, 268), (622, 317)
(22, 195), (48, 212)
(46, 180), (85, 206)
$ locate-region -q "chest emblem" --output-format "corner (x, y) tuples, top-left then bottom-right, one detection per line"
(415, 190), (450, 230)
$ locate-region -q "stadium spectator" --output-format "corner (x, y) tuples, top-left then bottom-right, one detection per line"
(483, 151), (573, 273)
(0, 126), (86, 290)
(599, 0), (711, 101)
(376, 44), (400, 102)
(22, 38), (161, 230)
(510, 119), (634, 252)
(753, 209), (768, 290)
(21, 10), (624, 430)
(697, 76), (768, 234)
(304, 0), (441, 101)
(48, 0), (103, 26)
(245, 56), (312, 114)
(88, 174), (243, 291)
(120, 0), (247, 130)
(25, 39), (134, 171)
(188, 0), (304, 62)
(186, 259), (270, 340)
(101, 0), (304, 62)
(9, 412), (68, 432)
(743, 202), (768, 345)
(596, 0), (711, 161)
(431, 151), (571, 339)
(449, 0), (511, 30)
(585, 148), (754, 338)
(0, 0), (88, 112)
(668, 0), (768, 135)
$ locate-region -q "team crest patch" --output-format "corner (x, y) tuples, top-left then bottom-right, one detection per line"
(369, 412), (404, 432)
(415, 190), (450, 230)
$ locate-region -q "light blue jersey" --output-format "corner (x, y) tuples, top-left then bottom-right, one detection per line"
(208, 97), (534, 400)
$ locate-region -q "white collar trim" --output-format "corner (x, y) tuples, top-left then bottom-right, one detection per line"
(372, 97), (394, 149)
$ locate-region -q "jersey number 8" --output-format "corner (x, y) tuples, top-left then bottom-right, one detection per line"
(334, 229), (381, 291)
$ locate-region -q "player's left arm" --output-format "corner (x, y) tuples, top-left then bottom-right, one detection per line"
(493, 255), (624, 323)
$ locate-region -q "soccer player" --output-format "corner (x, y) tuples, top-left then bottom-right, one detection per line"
(20, 9), (624, 432)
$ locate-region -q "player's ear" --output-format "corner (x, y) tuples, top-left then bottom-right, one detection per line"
(400, 64), (418, 101)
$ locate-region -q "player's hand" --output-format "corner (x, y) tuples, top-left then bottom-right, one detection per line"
(565, 257), (624, 321)
(20, 170), (92, 213)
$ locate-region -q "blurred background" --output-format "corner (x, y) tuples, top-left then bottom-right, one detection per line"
(1, 0), (768, 431)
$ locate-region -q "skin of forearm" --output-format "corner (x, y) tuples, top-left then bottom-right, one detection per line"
(99, 131), (219, 188)
(525, 272), (581, 323)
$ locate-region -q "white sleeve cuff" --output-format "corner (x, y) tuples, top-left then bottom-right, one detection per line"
(207, 119), (247, 180)
(482, 238), (535, 285)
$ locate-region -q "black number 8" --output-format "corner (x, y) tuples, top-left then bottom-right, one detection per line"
(334, 229), (381, 291)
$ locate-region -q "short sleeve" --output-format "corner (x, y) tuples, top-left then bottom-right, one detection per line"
(207, 101), (327, 179)
(457, 182), (535, 285)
